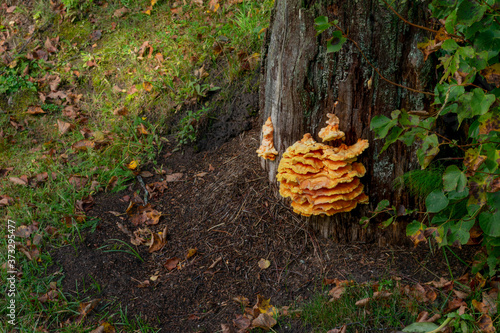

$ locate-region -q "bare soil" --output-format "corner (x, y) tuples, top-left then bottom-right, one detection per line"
(50, 98), (475, 332)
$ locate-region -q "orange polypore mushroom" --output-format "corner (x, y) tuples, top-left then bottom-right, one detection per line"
(318, 113), (345, 142)
(277, 132), (369, 217)
(256, 117), (278, 160)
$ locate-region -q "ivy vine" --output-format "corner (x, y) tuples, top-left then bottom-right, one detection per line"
(316, 0), (500, 275)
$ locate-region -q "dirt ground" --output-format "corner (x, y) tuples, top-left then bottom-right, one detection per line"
(50, 102), (475, 332)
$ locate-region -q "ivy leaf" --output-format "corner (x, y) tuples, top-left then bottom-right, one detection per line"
(314, 16), (331, 34)
(442, 39), (459, 51)
(426, 190), (449, 213)
(406, 220), (423, 236)
(380, 126), (403, 154)
(448, 187), (469, 200)
(456, 0), (487, 25)
(417, 134), (440, 169)
(370, 115), (397, 139)
(375, 199), (390, 212)
(479, 211), (500, 237)
(443, 165), (467, 192)
(379, 216), (394, 228)
(326, 30), (346, 53)
(457, 89), (495, 127)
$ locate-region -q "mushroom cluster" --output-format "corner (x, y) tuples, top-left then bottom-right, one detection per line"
(277, 129), (369, 217)
(256, 117), (278, 161)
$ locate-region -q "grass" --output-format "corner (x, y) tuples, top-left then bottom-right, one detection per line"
(298, 278), (493, 333)
(0, 0), (272, 331)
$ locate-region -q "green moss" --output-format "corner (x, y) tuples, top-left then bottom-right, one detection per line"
(58, 20), (93, 46)
(0, 89), (39, 117)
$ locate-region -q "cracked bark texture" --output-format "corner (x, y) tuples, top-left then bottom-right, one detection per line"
(259, 0), (435, 245)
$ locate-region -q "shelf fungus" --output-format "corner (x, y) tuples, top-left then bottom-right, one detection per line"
(256, 117), (278, 161)
(277, 132), (369, 217)
(318, 113), (345, 142)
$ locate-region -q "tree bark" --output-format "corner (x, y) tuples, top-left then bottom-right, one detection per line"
(259, 0), (435, 245)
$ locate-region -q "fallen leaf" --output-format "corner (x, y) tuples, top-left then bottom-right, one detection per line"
(90, 322), (115, 333)
(186, 248), (197, 259)
(113, 106), (128, 115)
(328, 285), (345, 301)
(9, 176), (28, 186)
(72, 140), (95, 151)
(75, 299), (100, 324)
(113, 7), (128, 18)
(126, 160), (139, 170)
(106, 176), (118, 192)
(478, 314), (496, 333)
(252, 313), (277, 330)
(221, 323), (236, 333)
(26, 106), (45, 115)
(68, 175), (88, 191)
(355, 297), (370, 307)
(444, 297), (467, 313)
(15, 224), (38, 238)
(166, 173), (183, 181)
(45, 37), (57, 53)
(143, 82), (153, 92)
(258, 258), (271, 269)
(195, 172), (208, 177)
(233, 314), (251, 330)
(232, 296), (249, 307)
(326, 325), (347, 333)
(137, 123), (150, 135)
(57, 119), (73, 135)
(483, 291), (498, 316)
(164, 257), (180, 271)
(139, 171), (154, 178)
(208, 0), (220, 12)
(6, 6), (17, 13)
(148, 226), (167, 253)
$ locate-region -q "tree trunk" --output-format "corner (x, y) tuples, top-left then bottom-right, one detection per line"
(259, 0), (435, 245)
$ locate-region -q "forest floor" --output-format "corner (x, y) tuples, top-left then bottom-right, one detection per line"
(0, 0), (498, 332)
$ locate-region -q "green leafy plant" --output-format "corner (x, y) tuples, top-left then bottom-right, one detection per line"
(316, 1), (500, 275)
(0, 67), (37, 95)
(175, 107), (211, 146)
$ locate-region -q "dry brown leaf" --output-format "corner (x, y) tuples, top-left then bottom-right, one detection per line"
(6, 5), (17, 13)
(72, 140), (95, 151)
(328, 285), (345, 301)
(57, 119), (73, 135)
(113, 106), (128, 115)
(252, 313), (277, 330)
(9, 176), (28, 186)
(68, 175), (88, 191)
(453, 290), (470, 299)
(26, 106), (45, 114)
(478, 314), (496, 333)
(75, 299), (100, 324)
(45, 37), (57, 53)
(221, 323), (236, 333)
(233, 314), (251, 330)
(137, 123), (150, 135)
(355, 297), (370, 307)
(166, 173), (183, 181)
(106, 176), (118, 192)
(444, 297), (467, 313)
(164, 257), (180, 271)
(483, 291), (498, 315)
(232, 296), (250, 307)
(113, 7), (128, 17)
(326, 325), (347, 333)
(90, 322), (115, 333)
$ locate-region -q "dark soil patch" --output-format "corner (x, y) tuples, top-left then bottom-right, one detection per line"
(50, 122), (477, 332)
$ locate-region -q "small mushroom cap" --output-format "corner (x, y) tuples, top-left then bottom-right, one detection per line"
(323, 139), (369, 161)
(256, 117), (278, 160)
(318, 114), (345, 142)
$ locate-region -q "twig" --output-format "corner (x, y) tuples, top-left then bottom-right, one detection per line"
(136, 175), (148, 204)
(381, 0), (439, 34)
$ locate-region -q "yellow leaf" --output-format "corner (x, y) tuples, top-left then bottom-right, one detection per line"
(143, 82), (153, 92)
(151, 0), (157, 6)
(127, 160), (139, 170)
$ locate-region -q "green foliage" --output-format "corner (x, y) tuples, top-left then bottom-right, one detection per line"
(314, 16), (347, 53)
(0, 67), (37, 95)
(369, 0), (500, 275)
(175, 107), (210, 146)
